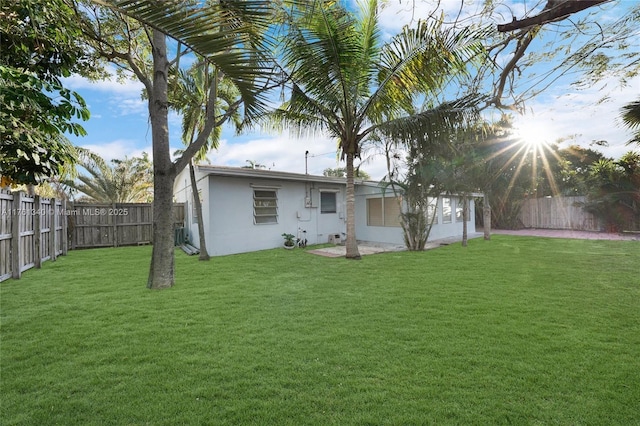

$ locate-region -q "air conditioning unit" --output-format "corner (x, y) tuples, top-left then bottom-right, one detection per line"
(328, 233), (342, 244)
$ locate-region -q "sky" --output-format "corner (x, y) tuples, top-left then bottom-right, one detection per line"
(63, 0), (640, 181)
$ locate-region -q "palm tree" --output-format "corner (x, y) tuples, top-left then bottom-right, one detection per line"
(243, 160), (266, 169)
(323, 167), (370, 180)
(583, 152), (640, 231)
(271, 0), (485, 258)
(85, 0), (274, 288)
(622, 99), (640, 145)
(171, 62), (241, 261)
(66, 150), (153, 203)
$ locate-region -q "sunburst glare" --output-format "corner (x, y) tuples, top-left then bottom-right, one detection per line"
(514, 118), (553, 149)
(513, 117), (564, 198)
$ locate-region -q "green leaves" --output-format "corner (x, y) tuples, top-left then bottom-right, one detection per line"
(66, 149), (154, 203)
(0, 66), (89, 184)
(621, 99), (640, 146)
(0, 0), (94, 185)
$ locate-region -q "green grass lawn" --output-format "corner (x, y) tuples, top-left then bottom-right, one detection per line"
(1, 236), (639, 425)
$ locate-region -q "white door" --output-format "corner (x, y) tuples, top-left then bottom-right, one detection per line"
(317, 190), (343, 243)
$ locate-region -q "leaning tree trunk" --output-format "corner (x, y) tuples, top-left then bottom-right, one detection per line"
(344, 153), (361, 260)
(189, 160), (210, 261)
(483, 191), (492, 240)
(147, 30), (176, 289)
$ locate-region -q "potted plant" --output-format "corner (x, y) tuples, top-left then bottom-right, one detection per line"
(282, 233), (296, 249)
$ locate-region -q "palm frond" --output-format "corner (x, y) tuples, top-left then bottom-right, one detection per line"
(373, 94), (486, 146)
(96, 0), (276, 121)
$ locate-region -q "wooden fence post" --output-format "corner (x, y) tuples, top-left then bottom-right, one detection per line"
(62, 199), (68, 255)
(70, 202), (77, 250)
(113, 202), (118, 247)
(50, 197), (57, 261)
(34, 196), (41, 269)
(11, 191), (22, 279)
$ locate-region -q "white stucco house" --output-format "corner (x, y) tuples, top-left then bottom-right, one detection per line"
(173, 165), (478, 256)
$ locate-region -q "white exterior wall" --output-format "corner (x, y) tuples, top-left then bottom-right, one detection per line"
(355, 184), (477, 245)
(174, 167), (479, 256)
(204, 175), (346, 256)
(354, 184), (405, 245)
(427, 195), (477, 241)
(173, 167), (209, 248)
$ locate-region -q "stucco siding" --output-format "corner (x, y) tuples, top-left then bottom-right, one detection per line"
(355, 184), (477, 244)
(355, 184), (404, 244)
(205, 176), (346, 256)
(175, 166), (479, 256)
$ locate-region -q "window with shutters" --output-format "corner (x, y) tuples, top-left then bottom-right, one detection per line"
(367, 197), (401, 227)
(253, 189), (278, 224)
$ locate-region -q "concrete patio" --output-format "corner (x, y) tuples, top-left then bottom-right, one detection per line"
(307, 232), (484, 257)
(306, 228), (638, 257)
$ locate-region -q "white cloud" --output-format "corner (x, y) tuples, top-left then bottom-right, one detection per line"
(201, 129), (393, 180)
(79, 140), (152, 163)
(515, 73), (640, 159)
(377, 0), (473, 32)
(375, 0), (531, 35)
(63, 66), (148, 118)
(207, 133), (336, 173)
(63, 70), (144, 96)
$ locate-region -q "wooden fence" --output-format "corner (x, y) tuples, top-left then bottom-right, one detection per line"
(68, 203), (185, 249)
(1, 191), (186, 282)
(1, 190), (67, 282)
(519, 196), (600, 231)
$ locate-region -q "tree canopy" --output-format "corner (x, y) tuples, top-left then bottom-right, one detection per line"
(0, 0), (92, 186)
(65, 151), (153, 203)
(272, 0), (486, 258)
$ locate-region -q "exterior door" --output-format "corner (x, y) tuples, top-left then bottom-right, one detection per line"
(317, 190), (344, 243)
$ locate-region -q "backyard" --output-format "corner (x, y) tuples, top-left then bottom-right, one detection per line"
(1, 235), (639, 424)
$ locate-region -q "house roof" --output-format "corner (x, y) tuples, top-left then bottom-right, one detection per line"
(195, 165), (362, 185)
(193, 165), (482, 197)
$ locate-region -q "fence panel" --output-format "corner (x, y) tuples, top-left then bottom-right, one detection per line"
(69, 203), (185, 249)
(519, 196), (600, 231)
(0, 191), (13, 281)
(0, 191), (66, 282)
(1, 195), (185, 281)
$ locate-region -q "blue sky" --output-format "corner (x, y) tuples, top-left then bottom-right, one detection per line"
(63, 0), (639, 180)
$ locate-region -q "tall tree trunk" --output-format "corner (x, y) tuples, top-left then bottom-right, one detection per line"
(462, 194), (468, 247)
(483, 191), (492, 240)
(147, 30), (175, 289)
(345, 153), (361, 260)
(189, 160), (210, 261)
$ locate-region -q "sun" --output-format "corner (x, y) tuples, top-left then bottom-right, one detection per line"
(514, 118), (554, 149)
(506, 116), (565, 198)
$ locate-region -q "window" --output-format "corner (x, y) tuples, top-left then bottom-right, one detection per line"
(427, 197), (438, 224)
(455, 198), (470, 222)
(455, 199), (463, 222)
(320, 192), (337, 214)
(442, 197), (452, 223)
(253, 189), (278, 224)
(367, 197), (402, 227)
(191, 200), (198, 224)
(191, 190), (201, 225)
